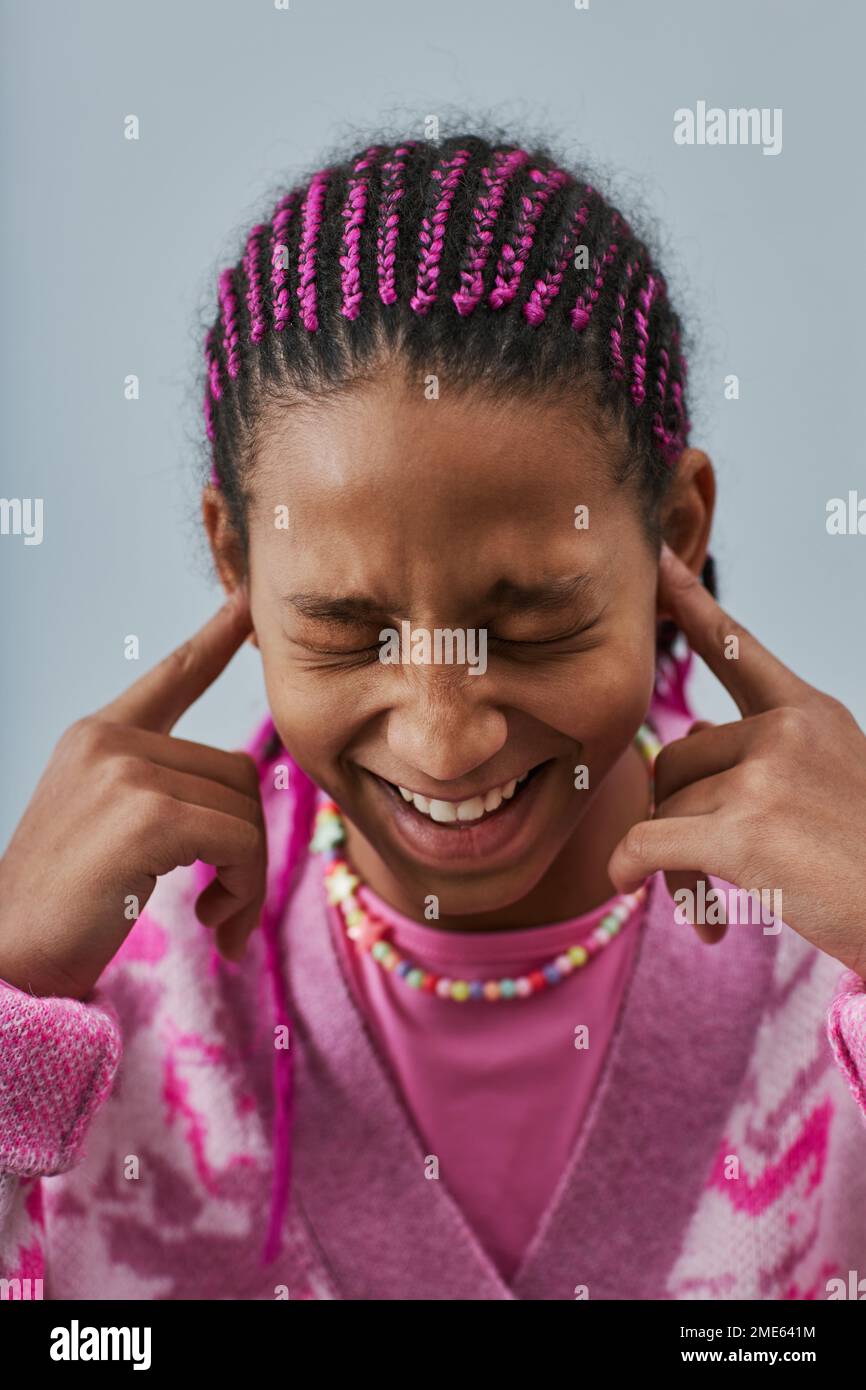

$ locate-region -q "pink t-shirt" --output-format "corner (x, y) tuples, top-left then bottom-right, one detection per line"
(326, 875), (646, 1284)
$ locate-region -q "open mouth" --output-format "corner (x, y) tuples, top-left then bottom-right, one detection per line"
(368, 759), (556, 867)
(378, 760), (550, 827)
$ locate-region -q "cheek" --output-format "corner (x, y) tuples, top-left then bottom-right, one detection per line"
(497, 633), (657, 750)
(256, 638), (378, 775)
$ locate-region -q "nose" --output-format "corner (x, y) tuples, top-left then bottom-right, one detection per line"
(385, 668), (508, 785)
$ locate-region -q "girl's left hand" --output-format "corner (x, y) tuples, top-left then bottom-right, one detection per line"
(608, 544), (866, 977)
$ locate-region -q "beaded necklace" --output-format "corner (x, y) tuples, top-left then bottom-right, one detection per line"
(311, 722), (662, 1003)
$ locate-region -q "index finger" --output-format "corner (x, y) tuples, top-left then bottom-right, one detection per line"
(98, 590), (253, 733)
(658, 544), (813, 716)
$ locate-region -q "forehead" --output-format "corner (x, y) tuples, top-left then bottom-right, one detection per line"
(251, 376), (625, 520)
(247, 377), (643, 602)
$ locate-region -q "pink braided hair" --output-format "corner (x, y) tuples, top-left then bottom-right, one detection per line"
(242, 223), (269, 345)
(410, 148), (473, 315)
(270, 191), (300, 334)
(218, 268), (242, 380)
(609, 257), (641, 377)
(523, 190), (594, 327)
(296, 170), (331, 333)
(572, 214), (623, 333)
(631, 273), (659, 406)
(452, 148), (529, 316)
(376, 143), (416, 306)
(488, 166), (569, 311)
(339, 147), (381, 321)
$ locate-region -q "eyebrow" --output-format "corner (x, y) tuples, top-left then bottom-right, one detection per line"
(283, 573), (599, 623)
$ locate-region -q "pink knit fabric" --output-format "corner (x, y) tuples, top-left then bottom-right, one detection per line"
(1, 675), (865, 1299)
(328, 875), (645, 1283)
(827, 970), (866, 1115)
(0, 980), (121, 1176)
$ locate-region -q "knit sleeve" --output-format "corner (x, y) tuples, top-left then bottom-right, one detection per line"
(826, 968), (866, 1120)
(0, 974), (122, 1289)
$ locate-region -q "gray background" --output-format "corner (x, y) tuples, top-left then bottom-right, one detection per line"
(2, 0), (864, 845)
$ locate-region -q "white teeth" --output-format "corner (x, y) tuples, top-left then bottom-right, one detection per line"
(483, 787), (503, 813)
(393, 769), (536, 824)
(457, 797), (486, 822)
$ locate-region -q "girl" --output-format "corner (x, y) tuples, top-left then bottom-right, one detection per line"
(1, 130), (865, 1302)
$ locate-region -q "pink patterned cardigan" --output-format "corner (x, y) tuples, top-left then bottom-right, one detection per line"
(2, 685), (866, 1300)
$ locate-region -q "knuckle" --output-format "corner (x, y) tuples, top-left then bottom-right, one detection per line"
(61, 715), (108, 757)
(737, 757), (773, 799)
(238, 818), (263, 858)
(106, 753), (150, 789)
(233, 751), (261, 795)
(817, 691), (854, 724)
(131, 790), (176, 836)
(623, 824), (651, 863)
(772, 704), (809, 742)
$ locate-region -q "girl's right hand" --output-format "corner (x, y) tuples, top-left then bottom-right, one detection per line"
(0, 591), (266, 1000)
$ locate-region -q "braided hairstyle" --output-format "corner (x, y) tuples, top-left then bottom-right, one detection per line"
(201, 128), (715, 685)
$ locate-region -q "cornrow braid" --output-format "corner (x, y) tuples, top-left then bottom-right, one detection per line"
(452, 147), (529, 316)
(571, 207), (622, 332)
(487, 166), (569, 311)
(201, 127), (708, 602)
(609, 254), (640, 376)
(523, 189), (593, 327)
(339, 147), (381, 321)
(376, 143), (416, 305)
(270, 191), (300, 333)
(242, 223), (269, 345)
(295, 169), (330, 332)
(410, 147), (473, 315)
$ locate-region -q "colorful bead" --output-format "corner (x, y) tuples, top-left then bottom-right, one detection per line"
(310, 725), (658, 1003)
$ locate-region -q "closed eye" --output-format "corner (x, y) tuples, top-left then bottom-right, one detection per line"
(489, 613), (603, 649)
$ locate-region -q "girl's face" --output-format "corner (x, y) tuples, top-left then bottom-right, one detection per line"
(210, 373), (705, 922)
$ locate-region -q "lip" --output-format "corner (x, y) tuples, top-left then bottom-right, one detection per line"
(367, 761), (554, 868)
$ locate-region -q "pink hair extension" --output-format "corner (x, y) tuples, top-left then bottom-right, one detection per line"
(487, 166), (569, 312)
(270, 191), (300, 333)
(376, 143), (416, 306)
(409, 147), (473, 315)
(218, 267), (242, 379)
(571, 214), (623, 332)
(609, 256), (641, 375)
(296, 170), (331, 333)
(242, 223), (269, 344)
(452, 148), (529, 317)
(651, 336), (689, 465)
(630, 273), (659, 406)
(250, 723), (319, 1267)
(339, 146), (381, 321)
(523, 190), (593, 327)
(203, 327), (220, 484)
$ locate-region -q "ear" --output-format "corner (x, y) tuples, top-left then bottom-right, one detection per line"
(201, 486), (259, 648)
(657, 449), (716, 622)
